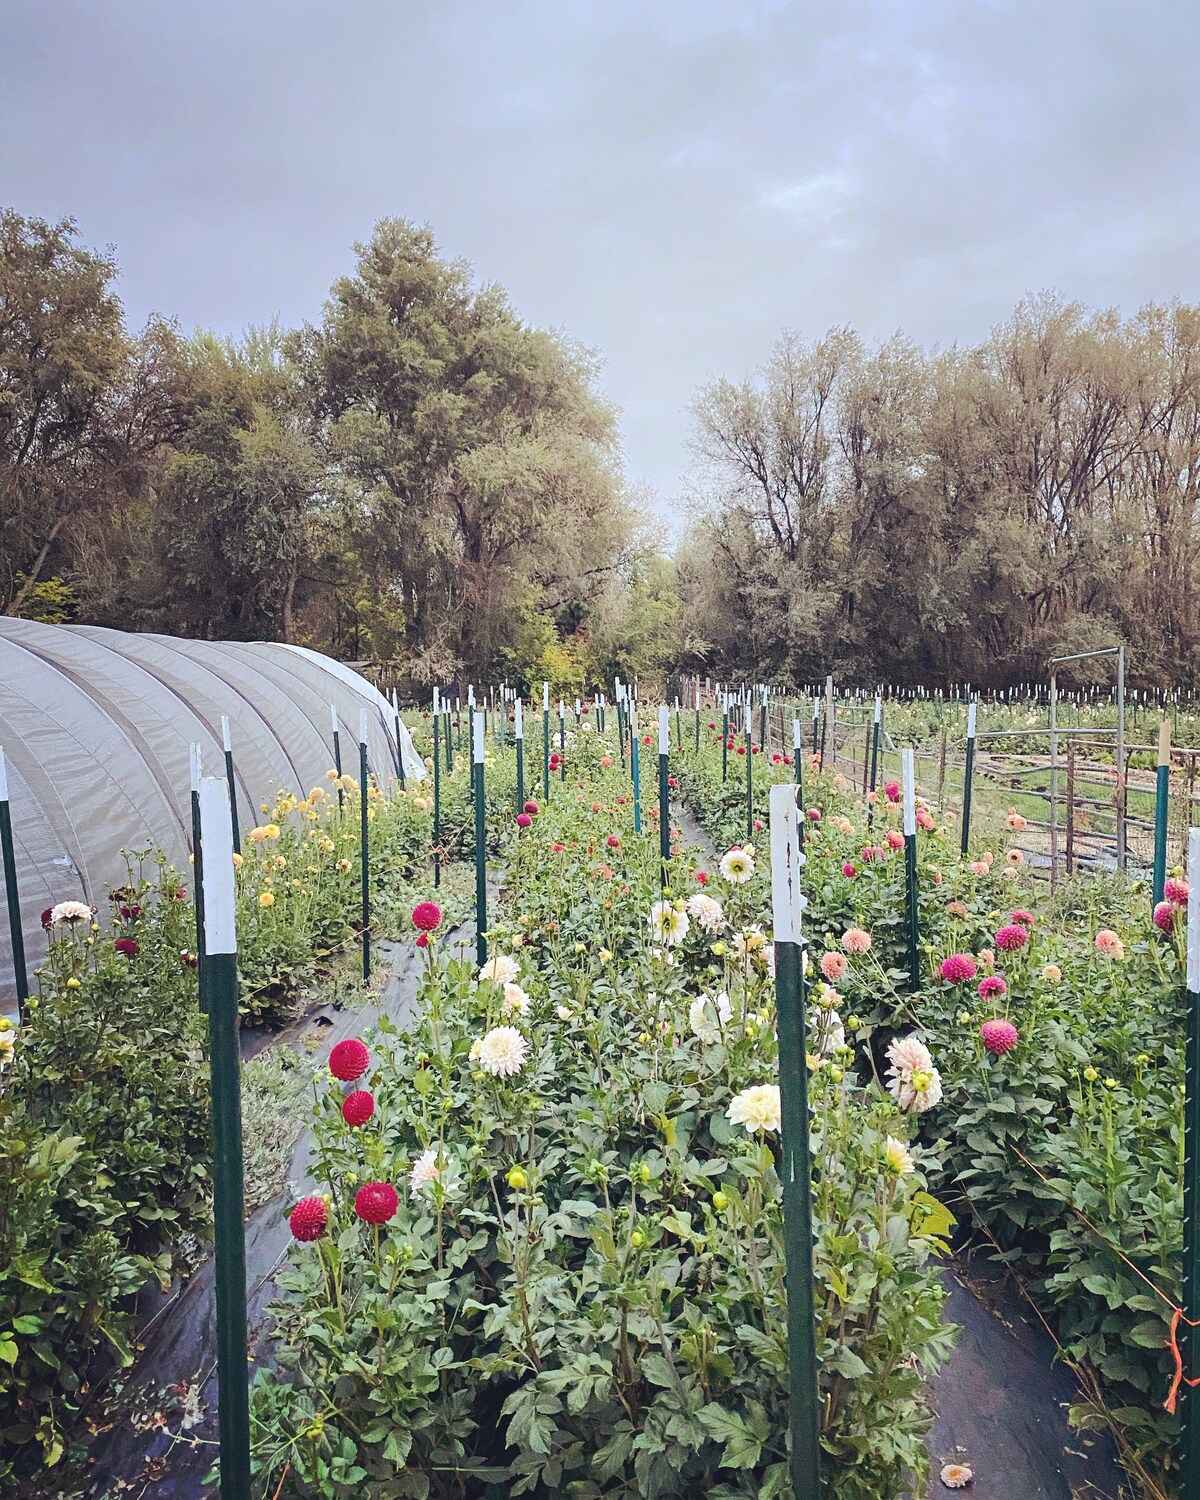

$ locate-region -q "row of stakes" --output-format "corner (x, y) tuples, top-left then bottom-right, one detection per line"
(0, 684), (1195, 1497)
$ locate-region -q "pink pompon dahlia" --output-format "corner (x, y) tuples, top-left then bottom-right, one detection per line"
(1010, 909), (1035, 929)
(981, 1018), (1019, 1056)
(884, 781), (901, 803)
(1166, 876), (1189, 904)
(329, 1037), (370, 1082)
(516, 813), (532, 828)
(940, 954), (978, 984)
(412, 901), (442, 932)
(841, 927), (873, 956)
(354, 1181), (399, 1225)
(886, 830), (904, 851)
(289, 1196), (328, 1241)
(524, 801), (539, 815)
(342, 1090), (375, 1127)
(978, 974), (1008, 1001)
(995, 924), (1029, 952)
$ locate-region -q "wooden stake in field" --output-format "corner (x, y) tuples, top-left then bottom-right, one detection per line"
(198, 775), (250, 1500)
(473, 708), (487, 967)
(902, 747), (920, 992)
(769, 781), (822, 1499)
(221, 715), (241, 854)
(1182, 826), (1200, 1494)
(0, 745), (29, 1022)
(658, 705), (671, 889)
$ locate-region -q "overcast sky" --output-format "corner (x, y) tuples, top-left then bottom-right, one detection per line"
(3, 0), (1198, 536)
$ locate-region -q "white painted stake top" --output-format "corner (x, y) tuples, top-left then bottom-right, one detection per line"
(558, 698), (565, 719)
(468, 684), (475, 708)
(967, 701), (977, 737)
(695, 687), (701, 709)
(658, 705), (670, 755)
(330, 702), (339, 734)
(874, 694), (882, 724)
(190, 743), (202, 793)
(433, 686), (440, 713)
(0, 744), (8, 803)
(744, 704), (752, 734)
(473, 709), (485, 763)
(902, 747), (916, 836)
(543, 682), (550, 710)
(575, 697), (582, 714)
(812, 697), (820, 719)
(199, 777), (237, 954)
(1189, 828), (1200, 992)
(514, 699), (523, 737)
(769, 782), (805, 942)
(792, 717), (802, 751)
(221, 715), (232, 752)
(359, 708), (368, 746)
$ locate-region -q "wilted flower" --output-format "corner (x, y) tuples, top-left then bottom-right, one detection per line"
(726, 1083), (781, 1134)
(410, 1148), (443, 1198)
(501, 982), (530, 1015)
(689, 992), (732, 1043)
(810, 1008), (845, 1057)
(476, 1025), (528, 1076)
(939, 1463), (974, 1488)
(1154, 900), (1178, 933)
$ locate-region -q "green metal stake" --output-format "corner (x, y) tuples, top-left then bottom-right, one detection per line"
(631, 721), (642, 834)
(515, 698), (525, 811)
(393, 692), (406, 791)
(722, 700), (729, 784)
(902, 748), (920, 992)
(433, 690), (442, 890)
(358, 712), (370, 982)
(745, 704), (754, 842)
(0, 746), (29, 1023)
(473, 710), (487, 967)
(1182, 828), (1200, 1493)
(221, 716), (241, 854)
(769, 782), (822, 1499)
(793, 717), (804, 806)
(960, 700), (977, 856)
(559, 700), (566, 780)
(867, 693), (882, 828)
(1154, 721), (1170, 908)
(331, 704), (344, 811)
(657, 706), (671, 889)
(695, 687), (701, 752)
(446, 708), (455, 773)
(197, 775), (251, 1500)
(189, 744), (207, 1013)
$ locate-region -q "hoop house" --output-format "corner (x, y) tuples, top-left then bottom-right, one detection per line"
(0, 621), (424, 1003)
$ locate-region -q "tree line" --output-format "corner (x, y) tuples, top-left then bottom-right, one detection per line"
(5, 206), (1200, 691)
(0, 209), (669, 690)
(678, 296), (1200, 690)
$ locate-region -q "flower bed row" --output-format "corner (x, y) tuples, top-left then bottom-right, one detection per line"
(257, 729), (960, 1499)
(672, 719), (1188, 1497)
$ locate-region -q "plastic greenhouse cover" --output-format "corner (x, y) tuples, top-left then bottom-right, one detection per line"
(0, 622), (422, 1007)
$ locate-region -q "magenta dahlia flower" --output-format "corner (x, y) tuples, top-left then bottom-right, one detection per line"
(1154, 901), (1178, 933)
(354, 1181), (399, 1225)
(994, 924), (1029, 952)
(978, 975), (1008, 1001)
(981, 1018), (1019, 1056)
(329, 1038), (370, 1082)
(289, 1196), (328, 1241)
(940, 954), (978, 984)
(1166, 876), (1189, 904)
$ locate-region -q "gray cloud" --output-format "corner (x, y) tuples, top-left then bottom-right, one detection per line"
(3, 0), (1198, 538)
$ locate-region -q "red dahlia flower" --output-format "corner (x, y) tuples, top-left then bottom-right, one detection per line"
(329, 1038), (370, 1082)
(354, 1181), (399, 1224)
(114, 938), (138, 958)
(289, 1196), (328, 1241)
(412, 901), (441, 932)
(342, 1090), (375, 1127)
